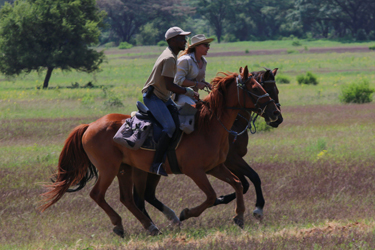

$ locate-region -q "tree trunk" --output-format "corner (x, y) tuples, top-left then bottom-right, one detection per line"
(43, 67), (54, 89)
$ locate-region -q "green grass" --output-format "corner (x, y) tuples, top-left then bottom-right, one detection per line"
(1, 41), (375, 249)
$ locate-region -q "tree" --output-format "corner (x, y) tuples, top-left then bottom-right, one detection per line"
(0, 0), (106, 88)
(196, 0), (241, 43)
(290, 0), (375, 38)
(97, 0), (191, 44)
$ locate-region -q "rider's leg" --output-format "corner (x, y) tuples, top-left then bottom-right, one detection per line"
(143, 93), (176, 176)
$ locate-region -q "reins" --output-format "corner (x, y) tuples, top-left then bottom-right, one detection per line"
(197, 71), (277, 142)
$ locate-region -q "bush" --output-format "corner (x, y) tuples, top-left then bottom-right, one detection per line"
(287, 49), (298, 54)
(292, 40), (302, 46)
(118, 42), (133, 49)
(276, 75), (290, 84)
(223, 33), (238, 42)
(104, 42), (116, 49)
(157, 40), (168, 47)
(339, 80), (374, 104)
(369, 45), (375, 50)
(297, 72), (318, 85)
(104, 96), (124, 107)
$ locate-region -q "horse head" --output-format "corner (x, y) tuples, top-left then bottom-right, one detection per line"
(237, 66), (280, 123)
(252, 68), (283, 127)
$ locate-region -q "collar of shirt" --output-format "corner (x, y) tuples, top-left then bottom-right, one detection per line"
(167, 46), (178, 58)
(189, 52), (207, 65)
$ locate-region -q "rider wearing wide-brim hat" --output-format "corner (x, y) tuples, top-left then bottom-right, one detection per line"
(174, 34), (214, 107)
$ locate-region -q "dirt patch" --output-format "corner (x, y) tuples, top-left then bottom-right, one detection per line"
(296, 221), (369, 238)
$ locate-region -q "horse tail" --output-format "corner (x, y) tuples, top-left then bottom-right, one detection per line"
(39, 124), (98, 212)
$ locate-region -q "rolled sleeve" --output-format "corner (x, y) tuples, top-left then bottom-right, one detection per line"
(174, 58), (190, 86)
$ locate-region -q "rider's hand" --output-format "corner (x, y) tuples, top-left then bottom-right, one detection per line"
(195, 81), (206, 90)
(202, 81), (212, 90)
(185, 87), (195, 98)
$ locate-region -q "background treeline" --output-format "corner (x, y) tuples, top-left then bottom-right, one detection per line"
(1, 0), (375, 45)
(95, 0), (375, 45)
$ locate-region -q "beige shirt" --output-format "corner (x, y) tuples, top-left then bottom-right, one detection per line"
(174, 52), (207, 86)
(142, 47), (177, 102)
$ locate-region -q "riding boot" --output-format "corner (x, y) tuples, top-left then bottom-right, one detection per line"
(150, 132), (170, 176)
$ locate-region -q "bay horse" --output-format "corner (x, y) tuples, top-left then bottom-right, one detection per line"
(40, 66), (280, 237)
(132, 68), (282, 226)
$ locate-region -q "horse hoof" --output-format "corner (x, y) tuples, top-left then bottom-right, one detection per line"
(147, 224), (161, 236)
(113, 227), (124, 238)
(179, 208), (189, 222)
(171, 217), (181, 227)
(233, 217), (244, 229)
(253, 207), (263, 220)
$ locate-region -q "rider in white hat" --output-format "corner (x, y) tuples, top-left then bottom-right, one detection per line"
(141, 27), (192, 176)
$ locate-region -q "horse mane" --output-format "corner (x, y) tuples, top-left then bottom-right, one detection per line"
(195, 72), (237, 132)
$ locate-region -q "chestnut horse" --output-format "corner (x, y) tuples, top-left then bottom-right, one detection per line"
(40, 66), (280, 237)
(132, 68), (282, 226)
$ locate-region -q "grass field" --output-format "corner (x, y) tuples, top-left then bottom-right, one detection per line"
(1, 40), (375, 249)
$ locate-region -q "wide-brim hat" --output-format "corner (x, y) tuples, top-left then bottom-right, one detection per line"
(188, 34), (214, 48)
(165, 27), (191, 41)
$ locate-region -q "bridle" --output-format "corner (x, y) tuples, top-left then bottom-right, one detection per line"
(226, 74), (275, 116)
(217, 74), (276, 141)
(257, 72), (281, 109)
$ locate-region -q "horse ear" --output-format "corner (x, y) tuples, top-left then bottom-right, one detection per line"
(264, 69), (271, 79)
(272, 68), (278, 76)
(239, 67), (243, 74)
(243, 66), (249, 80)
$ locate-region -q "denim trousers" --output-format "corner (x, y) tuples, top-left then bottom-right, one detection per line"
(143, 92), (176, 138)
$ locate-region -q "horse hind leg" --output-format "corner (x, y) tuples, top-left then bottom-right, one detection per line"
(118, 164), (160, 236)
(143, 173), (180, 226)
(89, 166), (125, 237)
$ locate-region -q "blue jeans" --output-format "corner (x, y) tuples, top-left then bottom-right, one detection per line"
(143, 92), (176, 138)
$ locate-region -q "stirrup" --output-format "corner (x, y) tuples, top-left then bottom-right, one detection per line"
(151, 163), (168, 176)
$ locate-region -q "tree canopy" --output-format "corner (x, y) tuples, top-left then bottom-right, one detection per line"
(0, 0), (106, 88)
(94, 0), (375, 45)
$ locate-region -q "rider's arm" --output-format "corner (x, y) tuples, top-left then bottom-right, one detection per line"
(164, 76), (190, 94)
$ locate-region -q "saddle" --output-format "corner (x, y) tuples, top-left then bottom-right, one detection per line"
(113, 101), (197, 174)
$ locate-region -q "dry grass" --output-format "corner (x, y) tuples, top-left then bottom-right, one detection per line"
(1, 102), (375, 249)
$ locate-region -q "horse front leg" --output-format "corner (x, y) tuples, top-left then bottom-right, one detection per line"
(179, 170), (217, 222)
(226, 157), (265, 220)
(207, 164), (245, 228)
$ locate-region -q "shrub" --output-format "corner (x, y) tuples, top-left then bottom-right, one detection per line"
(223, 34), (238, 42)
(157, 40), (168, 47)
(339, 79), (374, 104)
(104, 42), (116, 49)
(369, 45), (375, 50)
(297, 72), (318, 85)
(245, 49), (249, 53)
(118, 42), (133, 49)
(292, 40), (302, 46)
(104, 96), (124, 107)
(276, 75), (290, 84)
(287, 49), (298, 54)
